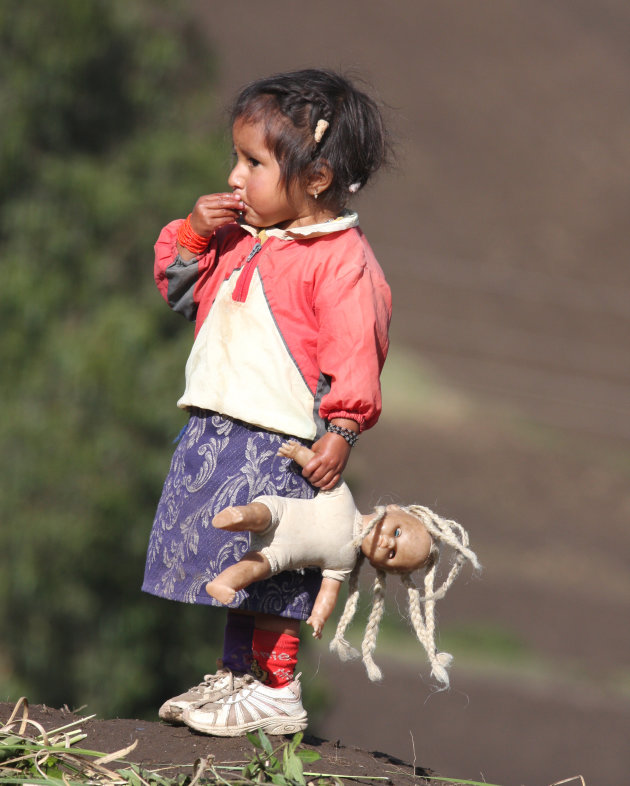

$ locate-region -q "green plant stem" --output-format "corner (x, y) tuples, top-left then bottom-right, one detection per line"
(424, 776), (504, 786)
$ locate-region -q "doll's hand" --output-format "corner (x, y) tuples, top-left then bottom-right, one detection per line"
(190, 193), (244, 236)
(306, 613), (325, 639)
(302, 432), (351, 490)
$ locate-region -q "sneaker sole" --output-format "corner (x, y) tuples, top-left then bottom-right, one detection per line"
(186, 712), (308, 737)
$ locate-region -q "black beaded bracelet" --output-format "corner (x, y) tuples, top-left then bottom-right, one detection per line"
(326, 423), (359, 447)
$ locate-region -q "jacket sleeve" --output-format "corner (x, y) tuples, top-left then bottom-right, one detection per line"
(153, 219), (198, 320)
(314, 252), (392, 432)
(154, 219), (222, 322)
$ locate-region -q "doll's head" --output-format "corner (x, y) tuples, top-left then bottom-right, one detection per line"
(229, 68), (389, 214)
(360, 504), (434, 574)
(331, 504), (480, 689)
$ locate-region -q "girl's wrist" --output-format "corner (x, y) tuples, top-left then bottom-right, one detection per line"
(177, 214), (212, 255)
(326, 422), (359, 447)
(176, 242), (198, 262)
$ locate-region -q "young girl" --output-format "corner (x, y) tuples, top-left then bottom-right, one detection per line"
(142, 69), (391, 736)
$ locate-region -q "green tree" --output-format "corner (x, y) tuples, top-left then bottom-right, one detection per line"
(0, 0), (232, 717)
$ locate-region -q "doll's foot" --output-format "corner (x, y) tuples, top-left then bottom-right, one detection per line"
(213, 506), (246, 530)
(206, 579), (238, 606)
(213, 502), (271, 532)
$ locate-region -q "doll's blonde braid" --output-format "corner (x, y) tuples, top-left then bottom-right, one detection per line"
(351, 506), (386, 549)
(401, 559), (453, 688)
(401, 505), (481, 602)
(361, 568), (387, 681)
(329, 507), (387, 664)
(399, 505), (480, 687)
(329, 554), (363, 662)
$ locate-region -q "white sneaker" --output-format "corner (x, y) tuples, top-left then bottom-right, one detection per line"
(182, 675), (308, 736)
(158, 664), (254, 724)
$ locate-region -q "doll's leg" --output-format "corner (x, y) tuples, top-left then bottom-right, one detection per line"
(206, 551), (271, 605)
(277, 439), (315, 469)
(212, 501), (271, 532)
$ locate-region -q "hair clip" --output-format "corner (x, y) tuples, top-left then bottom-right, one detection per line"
(348, 182), (361, 193)
(314, 118), (329, 144)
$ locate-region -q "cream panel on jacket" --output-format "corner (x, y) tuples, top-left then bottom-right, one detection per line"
(178, 267), (317, 439)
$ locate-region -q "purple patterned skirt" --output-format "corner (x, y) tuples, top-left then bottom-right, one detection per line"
(142, 409), (321, 620)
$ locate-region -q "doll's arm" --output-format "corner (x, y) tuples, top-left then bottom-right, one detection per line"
(278, 440), (316, 469)
(306, 577), (342, 639)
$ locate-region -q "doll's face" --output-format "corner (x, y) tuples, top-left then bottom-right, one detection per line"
(360, 505), (433, 573)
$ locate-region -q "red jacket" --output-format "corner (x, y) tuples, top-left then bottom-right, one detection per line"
(154, 213), (391, 440)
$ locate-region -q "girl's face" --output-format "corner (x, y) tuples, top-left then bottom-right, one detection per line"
(361, 506), (433, 573)
(228, 118), (324, 230)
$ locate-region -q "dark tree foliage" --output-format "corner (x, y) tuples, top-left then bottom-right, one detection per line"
(0, 0), (232, 717)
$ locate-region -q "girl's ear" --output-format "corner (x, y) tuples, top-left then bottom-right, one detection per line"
(307, 161), (333, 197)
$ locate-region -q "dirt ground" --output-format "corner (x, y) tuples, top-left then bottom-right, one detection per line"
(6, 3), (629, 786)
(0, 700), (430, 785)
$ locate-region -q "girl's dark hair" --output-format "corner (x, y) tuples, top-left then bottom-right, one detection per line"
(230, 68), (389, 213)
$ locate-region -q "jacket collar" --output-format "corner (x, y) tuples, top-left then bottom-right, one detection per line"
(238, 210), (359, 241)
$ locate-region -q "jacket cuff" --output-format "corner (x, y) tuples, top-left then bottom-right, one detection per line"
(326, 412), (365, 432)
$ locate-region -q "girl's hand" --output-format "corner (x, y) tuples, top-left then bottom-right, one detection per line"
(302, 432), (351, 490)
(190, 192), (244, 236)
(177, 193), (244, 259)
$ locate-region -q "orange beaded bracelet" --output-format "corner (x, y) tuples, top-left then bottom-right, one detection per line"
(177, 214), (211, 255)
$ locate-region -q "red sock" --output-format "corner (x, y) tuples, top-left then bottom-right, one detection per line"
(250, 628), (299, 688)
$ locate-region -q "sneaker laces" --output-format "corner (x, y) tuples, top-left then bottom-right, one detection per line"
(193, 673), (258, 710)
(187, 660), (239, 693)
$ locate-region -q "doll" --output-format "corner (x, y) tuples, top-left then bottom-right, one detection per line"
(206, 440), (480, 687)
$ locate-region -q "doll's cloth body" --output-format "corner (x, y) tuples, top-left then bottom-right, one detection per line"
(252, 481), (362, 582)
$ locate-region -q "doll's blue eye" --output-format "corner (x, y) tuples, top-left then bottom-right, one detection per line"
(394, 527), (402, 537)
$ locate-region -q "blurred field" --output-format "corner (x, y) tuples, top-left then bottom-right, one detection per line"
(197, 2), (630, 784)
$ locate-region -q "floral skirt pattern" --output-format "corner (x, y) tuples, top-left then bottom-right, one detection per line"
(142, 409), (320, 620)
